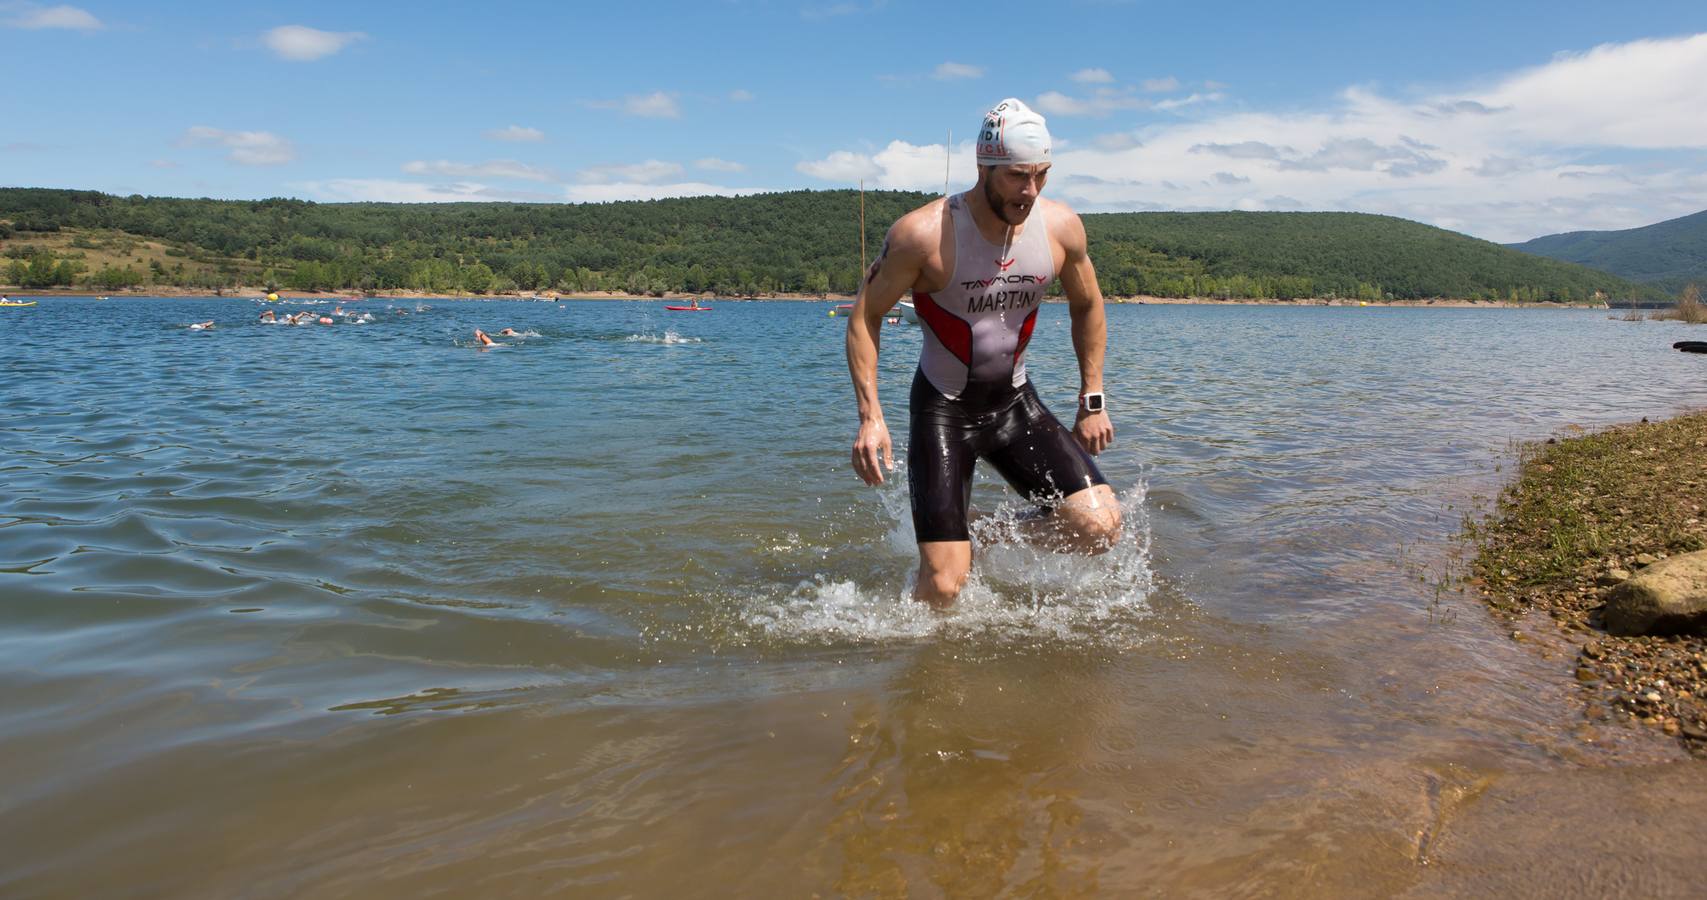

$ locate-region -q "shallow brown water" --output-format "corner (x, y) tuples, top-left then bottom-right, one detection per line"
(3, 299), (1706, 896)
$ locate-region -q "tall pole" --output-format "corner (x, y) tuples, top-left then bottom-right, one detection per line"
(859, 179), (867, 278)
(944, 129), (951, 197)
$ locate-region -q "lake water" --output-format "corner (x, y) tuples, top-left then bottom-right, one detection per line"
(2, 296), (1704, 896)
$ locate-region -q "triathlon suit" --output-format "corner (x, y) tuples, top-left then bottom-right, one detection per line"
(908, 193), (1108, 543)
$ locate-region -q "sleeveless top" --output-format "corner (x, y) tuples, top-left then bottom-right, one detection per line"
(912, 192), (1055, 400)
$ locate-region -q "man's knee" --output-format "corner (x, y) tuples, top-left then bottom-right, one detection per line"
(922, 567), (967, 599)
(1056, 488), (1122, 552)
(916, 549), (971, 605)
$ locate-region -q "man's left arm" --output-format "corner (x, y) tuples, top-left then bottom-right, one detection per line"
(1054, 206), (1114, 456)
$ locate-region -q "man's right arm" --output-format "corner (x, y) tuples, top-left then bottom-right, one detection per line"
(846, 217), (928, 486)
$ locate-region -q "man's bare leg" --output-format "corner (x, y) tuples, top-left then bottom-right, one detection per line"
(916, 540), (973, 609)
(984, 484), (1122, 554)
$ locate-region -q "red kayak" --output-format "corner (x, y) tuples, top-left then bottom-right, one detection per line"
(664, 305), (713, 311)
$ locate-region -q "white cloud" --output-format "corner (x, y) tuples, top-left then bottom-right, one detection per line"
(297, 179), (557, 203)
(1141, 76), (1181, 93)
(798, 140), (973, 190)
(2, 3), (100, 29)
(796, 150), (880, 183)
(577, 160), (685, 184)
(263, 25), (365, 62)
(1072, 68), (1114, 84)
(563, 182), (768, 203)
(933, 61), (983, 80)
(694, 157), (746, 172)
(803, 32), (1707, 242)
(1091, 132), (1142, 151)
(486, 125), (544, 142)
(1154, 91), (1224, 111)
(590, 91), (680, 118)
(730, 89), (755, 102)
(402, 159), (557, 181)
(1464, 32), (1707, 148)
(1034, 88), (1149, 117)
(178, 126), (296, 166)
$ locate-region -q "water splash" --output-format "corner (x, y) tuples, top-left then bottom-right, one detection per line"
(625, 331), (702, 345)
(733, 480), (1155, 647)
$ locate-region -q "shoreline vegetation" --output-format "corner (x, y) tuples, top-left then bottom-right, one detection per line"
(1, 284), (1619, 309)
(1468, 411), (1707, 757)
(0, 187), (1675, 305)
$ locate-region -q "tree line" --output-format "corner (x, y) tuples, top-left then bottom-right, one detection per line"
(0, 187), (1667, 302)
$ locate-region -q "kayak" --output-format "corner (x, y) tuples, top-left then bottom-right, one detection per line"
(665, 305), (712, 311)
(0, 300), (36, 307)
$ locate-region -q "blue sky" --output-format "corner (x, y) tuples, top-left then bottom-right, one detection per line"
(3, 0), (1705, 241)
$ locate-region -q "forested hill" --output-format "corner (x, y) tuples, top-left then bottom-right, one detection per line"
(0, 187), (1662, 302)
(1507, 209), (1707, 294)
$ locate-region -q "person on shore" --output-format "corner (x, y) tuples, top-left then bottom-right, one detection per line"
(846, 97), (1120, 608)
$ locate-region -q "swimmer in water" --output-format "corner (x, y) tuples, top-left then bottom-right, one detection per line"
(188, 320), (214, 330)
(317, 316), (334, 325)
(259, 309), (276, 323)
(474, 328), (497, 347)
(846, 97), (1120, 608)
(499, 327), (522, 337)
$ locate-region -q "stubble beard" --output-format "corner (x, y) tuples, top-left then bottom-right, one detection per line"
(982, 178), (1029, 227)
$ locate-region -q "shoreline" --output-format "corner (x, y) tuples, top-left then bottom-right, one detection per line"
(1468, 410), (1707, 757)
(3, 285), (1609, 309)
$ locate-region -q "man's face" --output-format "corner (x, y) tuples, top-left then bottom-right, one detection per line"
(981, 163), (1051, 226)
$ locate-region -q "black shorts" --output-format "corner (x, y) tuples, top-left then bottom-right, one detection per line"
(907, 369), (1109, 543)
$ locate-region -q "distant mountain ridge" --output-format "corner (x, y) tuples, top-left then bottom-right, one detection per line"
(1508, 209), (1707, 294)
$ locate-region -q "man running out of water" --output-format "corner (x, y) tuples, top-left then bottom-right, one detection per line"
(847, 97), (1120, 608)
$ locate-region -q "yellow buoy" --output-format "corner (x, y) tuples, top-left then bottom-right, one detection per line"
(267, 293), (279, 302)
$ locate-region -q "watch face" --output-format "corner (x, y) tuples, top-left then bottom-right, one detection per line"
(1084, 394), (1104, 413)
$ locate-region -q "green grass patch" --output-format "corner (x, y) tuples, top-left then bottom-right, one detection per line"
(1469, 413), (1707, 609)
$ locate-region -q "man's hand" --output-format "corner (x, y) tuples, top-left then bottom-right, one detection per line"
(852, 418), (895, 485)
(1073, 410), (1113, 456)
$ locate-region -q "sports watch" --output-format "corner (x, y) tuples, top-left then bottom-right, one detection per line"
(1079, 392), (1105, 414)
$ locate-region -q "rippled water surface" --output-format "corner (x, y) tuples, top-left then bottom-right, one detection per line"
(2, 296), (1704, 896)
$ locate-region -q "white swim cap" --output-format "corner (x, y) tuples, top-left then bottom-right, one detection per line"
(976, 98), (1051, 166)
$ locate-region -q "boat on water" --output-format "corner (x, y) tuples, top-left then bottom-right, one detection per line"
(898, 301), (918, 324)
(0, 299), (37, 307)
(665, 300), (712, 311)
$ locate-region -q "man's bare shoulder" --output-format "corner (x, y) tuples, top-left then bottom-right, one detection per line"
(886, 197), (949, 256)
(1041, 196), (1088, 246)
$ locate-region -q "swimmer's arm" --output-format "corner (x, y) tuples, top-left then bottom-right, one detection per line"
(846, 223), (924, 424)
(846, 219), (926, 485)
(1056, 209), (1106, 399)
(1056, 207), (1114, 454)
